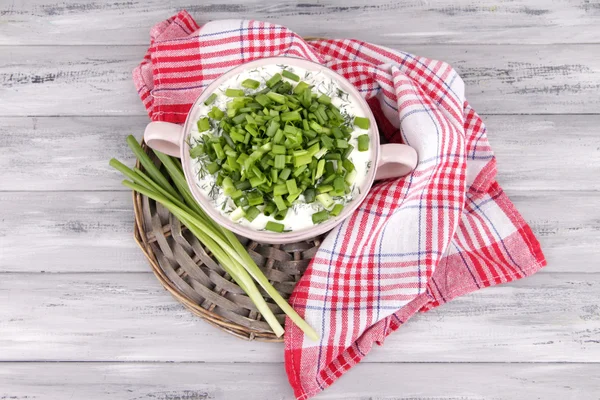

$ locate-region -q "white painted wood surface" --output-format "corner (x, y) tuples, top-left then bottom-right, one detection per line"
(1, 191), (599, 273)
(2, 115), (599, 192)
(2, 363), (599, 400)
(2, 0), (600, 45)
(1, 1), (599, 399)
(2, 45), (600, 116)
(1, 272), (599, 363)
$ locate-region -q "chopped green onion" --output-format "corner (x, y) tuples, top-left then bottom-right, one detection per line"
(266, 91), (286, 104)
(235, 180), (251, 191)
(212, 143), (225, 160)
(330, 203), (344, 216)
(324, 161), (335, 176)
(321, 174), (336, 185)
(317, 94), (331, 104)
(204, 93), (217, 105)
(273, 129), (284, 144)
(311, 210), (329, 224)
(230, 207), (245, 221)
(230, 131), (245, 142)
(304, 188), (316, 203)
(265, 221), (284, 232)
(273, 195), (287, 211)
(342, 144), (354, 160)
(235, 196), (249, 207)
(333, 176), (345, 192)
(190, 145), (204, 158)
(263, 202), (276, 216)
(266, 120), (280, 136)
(293, 164), (308, 177)
(321, 135), (334, 149)
(342, 159), (355, 172)
(293, 81), (310, 94)
(279, 168), (291, 181)
(306, 143), (320, 157)
(272, 144), (286, 155)
(345, 169), (357, 185)
(225, 88), (245, 97)
(187, 66), (374, 232)
(245, 124), (259, 137)
(242, 79), (260, 89)
(314, 147), (328, 159)
(249, 175), (266, 187)
(281, 111), (301, 122)
(273, 184), (288, 196)
(316, 193), (334, 208)
(206, 162), (220, 174)
(245, 206), (260, 222)
(324, 153), (341, 161)
(208, 106), (224, 120)
(286, 179), (298, 194)
(274, 154), (286, 169)
(255, 93), (272, 107)
(336, 139), (349, 149)
(247, 191), (264, 206)
(287, 189), (302, 203)
(317, 184), (333, 193)
(274, 208), (288, 221)
(315, 159), (325, 180)
(232, 113), (248, 124)
(197, 117), (210, 132)
(222, 176), (235, 194)
(357, 134), (370, 152)
(266, 73), (282, 88)
(282, 69), (300, 82)
(284, 124), (302, 135)
(294, 153), (312, 167)
(354, 116), (370, 129)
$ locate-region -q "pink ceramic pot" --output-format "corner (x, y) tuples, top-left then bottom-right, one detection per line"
(144, 57), (417, 244)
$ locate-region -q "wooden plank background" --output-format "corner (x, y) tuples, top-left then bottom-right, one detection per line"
(2, 0), (600, 45)
(2, 363), (599, 399)
(1, 272), (598, 362)
(2, 45), (600, 116)
(1, 1), (599, 399)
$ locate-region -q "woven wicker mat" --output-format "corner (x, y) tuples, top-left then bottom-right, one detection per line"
(133, 142), (324, 342)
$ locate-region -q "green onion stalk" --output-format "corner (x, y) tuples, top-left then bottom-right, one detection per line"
(110, 135), (318, 341)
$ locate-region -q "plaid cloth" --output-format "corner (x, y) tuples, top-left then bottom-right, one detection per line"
(134, 11), (546, 400)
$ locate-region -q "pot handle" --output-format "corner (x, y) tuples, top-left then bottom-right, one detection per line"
(143, 122), (184, 158)
(375, 144), (418, 180)
(143, 122), (418, 177)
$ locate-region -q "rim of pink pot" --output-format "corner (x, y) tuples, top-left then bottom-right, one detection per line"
(180, 56), (380, 244)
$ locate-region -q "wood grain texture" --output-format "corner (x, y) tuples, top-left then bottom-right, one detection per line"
(2, 362), (599, 400)
(1, 0), (599, 396)
(0, 191), (147, 273)
(2, 115), (599, 192)
(488, 115), (600, 192)
(1, 190), (598, 273)
(0, 117), (143, 191)
(2, 0), (600, 46)
(2, 190), (598, 273)
(1, 272), (599, 363)
(2, 45), (600, 116)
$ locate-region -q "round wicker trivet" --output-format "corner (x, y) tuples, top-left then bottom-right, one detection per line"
(132, 142), (324, 342)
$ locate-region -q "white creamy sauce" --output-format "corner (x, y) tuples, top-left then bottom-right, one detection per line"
(188, 64), (372, 232)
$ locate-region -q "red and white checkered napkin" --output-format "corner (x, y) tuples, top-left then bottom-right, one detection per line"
(134, 11), (547, 399)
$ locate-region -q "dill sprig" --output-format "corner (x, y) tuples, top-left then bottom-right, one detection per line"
(208, 183), (220, 201)
(337, 88), (349, 102)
